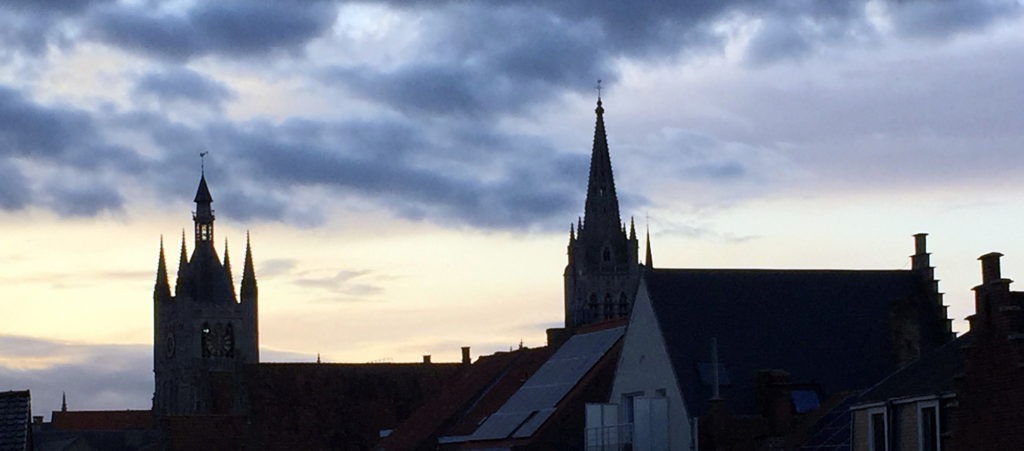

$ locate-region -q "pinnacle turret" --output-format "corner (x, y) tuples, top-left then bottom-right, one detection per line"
(224, 238), (236, 300)
(241, 231), (258, 304)
(175, 230), (192, 297)
(645, 226), (654, 269)
(155, 236), (171, 302)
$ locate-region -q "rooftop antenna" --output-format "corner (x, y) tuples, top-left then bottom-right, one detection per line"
(200, 151), (209, 175)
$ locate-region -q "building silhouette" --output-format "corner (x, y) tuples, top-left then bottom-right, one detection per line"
(153, 172), (259, 416)
(564, 97), (645, 331)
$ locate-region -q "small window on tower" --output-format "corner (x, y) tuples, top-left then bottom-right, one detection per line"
(201, 323), (211, 358)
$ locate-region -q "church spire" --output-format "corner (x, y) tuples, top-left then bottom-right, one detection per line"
(61, 392), (67, 412)
(582, 96), (622, 237)
(155, 236), (171, 301)
(241, 231), (258, 303)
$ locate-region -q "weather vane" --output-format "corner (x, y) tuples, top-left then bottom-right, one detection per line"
(595, 79), (602, 99)
(200, 151), (209, 174)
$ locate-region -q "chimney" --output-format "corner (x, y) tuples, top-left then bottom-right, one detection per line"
(422, 355), (431, 364)
(461, 346), (471, 364)
(546, 327), (569, 349)
(912, 233), (930, 271)
(980, 252), (1003, 284)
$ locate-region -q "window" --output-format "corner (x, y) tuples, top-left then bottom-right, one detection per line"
(201, 322), (211, 358)
(618, 293), (629, 317)
(868, 407), (888, 451)
(918, 402), (940, 451)
(622, 392), (643, 425)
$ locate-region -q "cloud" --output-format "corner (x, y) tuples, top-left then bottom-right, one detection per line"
(133, 67), (235, 109)
(0, 335), (316, 417)
(87, 1), (338, 61)
(0, 335), (152, 416)
(293, 269), (386, 300)
(888, 0), (1020, 39)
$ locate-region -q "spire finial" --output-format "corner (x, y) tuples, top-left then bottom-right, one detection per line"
(200, 151), (208, 176)
(594, 79), (604, 113)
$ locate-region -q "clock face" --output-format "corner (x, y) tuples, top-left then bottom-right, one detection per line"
(165, 333), (175, 358)
(201, 323), (235, 358)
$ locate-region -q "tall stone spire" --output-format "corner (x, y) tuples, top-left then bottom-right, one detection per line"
(155, 236), (171, 302)
(582, 97), (623, 237)
(564, 94), (640, 331)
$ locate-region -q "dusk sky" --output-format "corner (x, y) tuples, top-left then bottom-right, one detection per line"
(2, 0), (1024, 417)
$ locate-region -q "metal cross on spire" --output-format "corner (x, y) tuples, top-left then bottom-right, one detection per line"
(200, 151), (209, 175)
(595, 79), (603, 99)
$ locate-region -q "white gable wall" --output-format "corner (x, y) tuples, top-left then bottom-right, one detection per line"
(609, 278), (693, 450)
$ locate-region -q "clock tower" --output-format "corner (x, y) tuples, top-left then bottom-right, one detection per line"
(153, 172), (259, 416)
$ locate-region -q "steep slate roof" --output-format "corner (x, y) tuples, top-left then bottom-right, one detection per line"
(0, 391), (31, 451)
(645, 268), (925, 417)
(446, 325), (625, 445)
(855, 333), (970, 405)
(378, 347), (553, 451)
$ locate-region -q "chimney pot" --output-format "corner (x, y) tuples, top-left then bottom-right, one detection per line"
(461, 346), (471, 364)
(914, 233), (928, 255)
(422, 355), (431, 364)
(980, 252), (1004, 283)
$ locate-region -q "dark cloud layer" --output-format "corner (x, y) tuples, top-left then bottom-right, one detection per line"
(134, 67), (234, 108)
(0, 0), (1019, 229)
(87, 1), (337, 61)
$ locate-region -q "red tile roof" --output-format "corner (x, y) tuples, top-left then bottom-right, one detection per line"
(50, 410), (153, 431)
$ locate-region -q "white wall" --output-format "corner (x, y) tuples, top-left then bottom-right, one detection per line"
(609, 279), (693, 450)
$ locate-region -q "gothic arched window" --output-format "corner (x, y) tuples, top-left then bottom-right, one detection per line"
(201, 322), (211, 358)
(604, 293), (613, 320)
(224, 323), (235, 358)
(618, 293), (629, 317)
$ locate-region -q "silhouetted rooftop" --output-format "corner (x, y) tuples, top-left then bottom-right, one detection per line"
(644, 268), (926, 416)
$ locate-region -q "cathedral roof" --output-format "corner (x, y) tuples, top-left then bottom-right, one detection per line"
(642, 268), (931, 417)
(186, 244), (236, 304)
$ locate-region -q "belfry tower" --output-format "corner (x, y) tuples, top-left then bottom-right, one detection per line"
(153, 171), (259, 415)
(564, 97), (642, 331)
